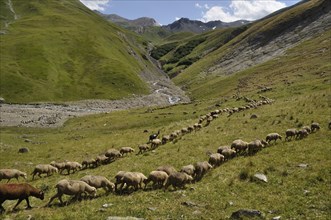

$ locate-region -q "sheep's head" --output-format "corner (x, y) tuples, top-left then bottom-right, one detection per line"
(37, 190), (45, 200)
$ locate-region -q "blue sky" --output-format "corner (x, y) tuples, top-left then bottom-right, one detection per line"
(80, 0), (302, 25)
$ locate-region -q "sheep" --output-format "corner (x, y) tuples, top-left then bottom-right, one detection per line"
(220, 148), (237, 160)
(156, 165), (177, 175)
(119, 147), (135, 156)
(119, 172), (147, 191)
(194, 161), (212, 181)
(297, 129), (309, 139)
(82, 158), (97, 169)
(47, 179), (97, 206)
(187, 126), (194, 133)
(151, 138), (162, 149)
(285, 129), (298, 141)
(149, 130), (160, 143)
(95, 154), (109, 165)
(217, 146), (231, 155)
(64, 162), (82, 175)
(180, 164), (195, 177)
(181, 127), (189, 134)
(0, 169), (27, 183)
(170, 132), (178, 140)
(311, 122), (320, 132)
(302, 126), (311, 134)
(114, 171), (127, 191)
(329, 121), (331, 130)
(31, 164), (58, 180)
(80, 175), (115, 193)
(266, 133), (282, 143)
(144, 171), (168, 189)
(137, 144), (150, 154)
(247, 140), (265, 155)
(164, 172), (193, 191)
(231, 139), (249, 155)
(105, 149), (122, 160)
(0, 183), (44, 213)
(161, 135), (171, 145)
(193, 123), (202, 130)
(208, 153), (225, 167)
(50, 161), (66, 174)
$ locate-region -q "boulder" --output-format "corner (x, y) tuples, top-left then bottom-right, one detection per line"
(253, 173), (268, 183)
(18, 147), (30, 153)
(230, 209), (264, 219)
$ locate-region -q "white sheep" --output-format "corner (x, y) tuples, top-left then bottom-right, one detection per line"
(144, 171), (168, 189)
(137, 144), (150, 154)
(50, 161), (66, 174)
(64, 162), (82, 175)
(95, 154), (109, 165)
(119, 172), (147, 191)
(47, 179), (97, 206)
(297, 129), (309, 139)
(82, 158), (97, 169)
(156, 165), (177, 175)
(119, 147), (135, 156)
(220, 148), (236, 160)
(31, 164), (58, 179)
(180, 164), (195, 177)
(208, 153), (225, 167)
(150, 138), (162, 149)
(105, 149), (122, 160)
(217, 146), (230, 154)
(114, 171), (127, 191)
(266, 133), (282, 143)
(311, 122), (320, 132)
(80, 175), (115, 193)
(302, 126), (311, 134)
(164, 172), (193, 191)
(162, 135), (171, 144)
(0, 169), (27, 182)
(285, 129), (298, 141)
(231, 139), (249, 154)
(247, 140), (265, 155)
(194, 161), (212, 181)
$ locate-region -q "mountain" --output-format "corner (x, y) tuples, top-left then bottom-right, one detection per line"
(0, 0), (156, 103)
(163, 17), (250, 33)
(98, 12), (160, 34)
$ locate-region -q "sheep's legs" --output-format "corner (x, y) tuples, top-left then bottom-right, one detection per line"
(25, 198), (32, 209)
(12, 198), (24, 210)
(0, 199), (5, 213)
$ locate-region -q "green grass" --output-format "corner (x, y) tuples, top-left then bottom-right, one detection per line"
(0, 0), (150, 103)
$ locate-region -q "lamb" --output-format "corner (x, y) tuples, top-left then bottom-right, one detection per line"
(105, 149), (122, 160)
(220, 148), (237, 160)
(180, 164), (195, 177)
(64, 162), (82, 175)
(80, 175), (115, 193)
(285, 129), (298, 141)
(150, 138), (162, 149)
(311, 122), (320, 132)
(156, 165), (177, 175)
(137, 144), (150, 154)
(194, 161), (212, 181)
(231, 139), (249, 155)
(31, 164), (58, 180)
(47, 179), (97, 206)
(144, 171), (168, 189)
(161, 135), (171, 145)
(50, 161), (66, 174)
(247, 140), (265, 155)
(114, 171), (127, 191)
(266, 133), (282, 143)
(0, 169), (27, 183)
(119, 172), (147, 191)
(119, 147), (135, 156)
(208, 153), (225, 167)
(0, 183), (44, 213)
(82, 158), (97, 169)
(164, 172), (193, 190)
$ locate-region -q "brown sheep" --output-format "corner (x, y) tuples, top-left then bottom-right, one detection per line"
(266, 133), (282, 143)
(80, 175), (115, 193)
(164, 172), (193, 191)
(47, 179), (96, 206)
(231, 139), (249, 154)
(0, 183), (44, 213)
(208, 153), (225, 167)
(156, 165), (177, 175)
(119, 147), (135, 156)
(144, 171), (168, 189)
(0, 169), (27, 183)
(137, 144), (150, 154)
(194, 161), (212, 181)
(311, 122), (320, 132)
(31, 164), (58, 180)
(285, 129), (298, 141)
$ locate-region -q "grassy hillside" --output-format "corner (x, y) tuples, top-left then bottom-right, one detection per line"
(0, 26), (330, 219)
(0, 0), (150, 103)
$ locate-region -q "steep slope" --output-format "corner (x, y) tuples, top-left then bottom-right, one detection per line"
(173, 0), (331, 97)
(0, 0), (152, 103)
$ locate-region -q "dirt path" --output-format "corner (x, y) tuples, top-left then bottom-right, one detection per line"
(0, 78), (190, 128)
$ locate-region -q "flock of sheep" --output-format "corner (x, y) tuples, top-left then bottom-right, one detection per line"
(0, 96), (324, 213)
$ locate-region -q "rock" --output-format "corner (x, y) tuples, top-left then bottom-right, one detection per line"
(0, 97), (5, 104)
(24, 139), (32, 143)
(106, 217), (145, 220)
(228, 201), (234, 206)
(298, 163), (308, 168)
(147, 207), (157, 211)
(182, 201), (197, 207)
(18, 147), (30, 153)
(192, 210), (202, 215)
(230, 209), (264, 219)
(250, 114), (258, 119)
(27, 215), (34, 220)
(253, 173), (268, 183)
(102, 203), (114, 208)
(272, 216), (281, 220)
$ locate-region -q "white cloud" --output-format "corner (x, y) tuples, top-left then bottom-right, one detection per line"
(201, 0), (286, 22)
(80, 0), (110, 11)
(195, 3), (202, 9)
(204, 4), (210, 10)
